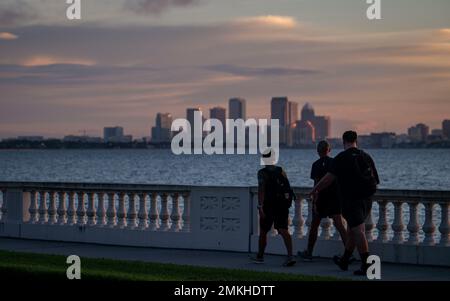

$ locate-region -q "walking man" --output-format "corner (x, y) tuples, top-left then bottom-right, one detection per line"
(252, 148), (296, 267)
(311, 131), (379, 275)
(299, 141), (348, 261)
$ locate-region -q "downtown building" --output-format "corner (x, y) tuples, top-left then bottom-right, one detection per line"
(300, 103), (331, 142)
(103, 126), (132, 143)
(151, 113), (173, 144)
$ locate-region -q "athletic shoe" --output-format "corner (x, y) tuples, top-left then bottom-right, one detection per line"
(282, 256), (297, 267)
(298, 250), (313, 261)
(250, 255), (264, 264)
(333, 255), (349, 271)
(353, 264), (369, 276)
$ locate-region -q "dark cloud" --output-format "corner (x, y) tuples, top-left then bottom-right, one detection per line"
(206, 64), (321, 77)
(126, 0), (202, 15)
(0, 1), (36, 26)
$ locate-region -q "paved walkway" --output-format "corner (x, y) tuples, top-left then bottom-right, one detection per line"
(0, 238), (449, 281)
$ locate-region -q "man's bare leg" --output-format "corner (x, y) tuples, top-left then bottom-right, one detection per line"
(257, 230), (268, 258)
(306, 216), (321, 255)
(331, 214), (348, 248)
(278, 229), (293, 257)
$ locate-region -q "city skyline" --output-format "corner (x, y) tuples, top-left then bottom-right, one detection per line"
(1, 1), (449, 138)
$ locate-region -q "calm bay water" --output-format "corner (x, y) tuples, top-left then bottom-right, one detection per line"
(0, 149), (449, 190)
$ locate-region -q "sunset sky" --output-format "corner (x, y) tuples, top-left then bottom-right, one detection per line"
(0, 0), (449, 138)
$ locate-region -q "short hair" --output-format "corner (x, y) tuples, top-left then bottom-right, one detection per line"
(317, 140), (330, 154)
(342, 131), (358, 144)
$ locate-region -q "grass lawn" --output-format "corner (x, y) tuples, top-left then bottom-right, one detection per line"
(0, 250), (339, 281)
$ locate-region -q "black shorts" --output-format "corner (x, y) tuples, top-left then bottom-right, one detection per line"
(260, 207), (289, 233)
(314, 197), (341, 219)
(342, 198), (372, 229)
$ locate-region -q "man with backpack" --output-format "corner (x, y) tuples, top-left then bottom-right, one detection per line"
(252, 148), (297, 267)
(311, 131), (379, 275)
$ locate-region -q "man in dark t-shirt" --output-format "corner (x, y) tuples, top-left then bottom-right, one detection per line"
(299, 141), (348, 261)
(311, 131), (379, 276)
(251, 148), (296, 267)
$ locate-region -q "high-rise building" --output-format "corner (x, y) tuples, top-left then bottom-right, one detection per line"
(293, 120), (315, 145)
(103, 126), (124, 142)
(229, 98), (246, 120)
(443, 120), (450, 139)
(186, 107), (204, 139)
(271, 97), (289, 127)
(300, 103), (330, 141)
(408, 123), (429, 142)
(152, 113), (173, 143)
(288, 101), (299, 126)
(210, 107), (226, 125)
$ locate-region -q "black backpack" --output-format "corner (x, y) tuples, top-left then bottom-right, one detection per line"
(352, 150), (378, 199)
(264, 167), (295, 209)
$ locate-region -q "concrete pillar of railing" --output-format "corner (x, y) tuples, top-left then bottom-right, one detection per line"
(1, 189), (31, 227)
(38, 191), (48, 224)
(106, 192), (117, 227)
(48, 191), (58, 225)
(170, 193), (181, 232)
(376, 200), (389, 242)
(96, 193), (107, 227)
(365, 206), (375, 242)
(149, 192), (159, 231)
(87, 192), (97, 226)
(76, 192), (86, 225)
(127, 193), (138, 229)
(160, 193), (170, 231)
(0, 190), (5, 222)
(422, 202), (436, 246)
(57, 191), (67, 225)
(292, 196), (304, 239)
(182, 192), (191, 232)
(391, 201), (404, 243)
(117, 192), (127, 228)
(407, 201), (420, 245)
(320, 217), (332, 240)
(438, 202), (449, 246)
(67, 192), (77, 225)
(138, 193), (148, 230)
(28, 191), (39, 224)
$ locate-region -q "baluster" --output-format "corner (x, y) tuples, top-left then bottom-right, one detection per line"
(87, 192), (97, 226)
(407, 201), (420, 245)
(117, 192), (127, 228)
(422, 201), (436, 245)
(127, 193), (138, 229)
(76, 192), (86, 225)
(391, 201), (404, 243)
(28, 191), (39, 224)
(38, 191), (48, 224)
(106, 192), (117, 227)
(292, 195), (304, 239)
(170, 193), (181, 232)
(138, 193), (148, 230)
(149, 192), (159, 231)
(320, 217), (332, 240)
(96, 192), (107, 227)
(365, 205), (375, 242)
(439, 202), (449, 246)
(160, 193), (170, 231)
(376, 200), (388, 242)
(0, 190), (6, 222)
(57, 191), (67, 225)
(182, 192), (191, 232)
(67, 192), (77, 225)
(48, 191), (58, 225)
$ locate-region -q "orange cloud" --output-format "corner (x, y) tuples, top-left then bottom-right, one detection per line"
(21, 56), (95, 67)
(0, 32), (18, 40)
(236, 15), (298, 29)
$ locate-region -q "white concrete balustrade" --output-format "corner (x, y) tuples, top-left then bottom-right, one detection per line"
(0, 183), (449, 266)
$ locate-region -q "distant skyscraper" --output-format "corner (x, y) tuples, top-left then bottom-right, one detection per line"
(288, 101), (299, 125)
(271, 97), (289, 127)
(186, 107), (205, 139)
(300, 103), (330, 140)
(152, 113), (173, 143)
(408, 123), (429, 142)
(229, 98), (246, 120)
(443, 120), (450, 139)
(210, 107), (226, 136)
(293, 120), (315, 145)
(103, 126), (124, 142)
